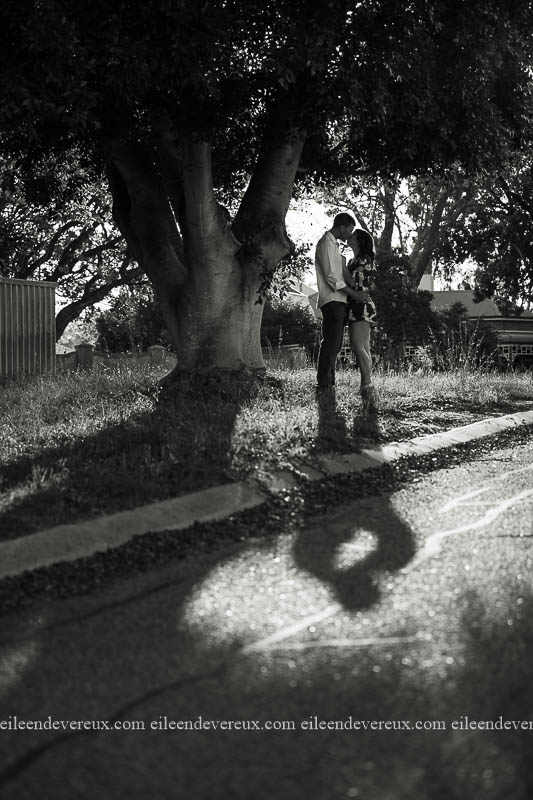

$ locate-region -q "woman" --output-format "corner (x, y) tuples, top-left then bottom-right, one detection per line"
(344, 229), (379, 413)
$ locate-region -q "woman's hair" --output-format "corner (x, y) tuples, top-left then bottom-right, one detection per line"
(353, 229), (375, 263)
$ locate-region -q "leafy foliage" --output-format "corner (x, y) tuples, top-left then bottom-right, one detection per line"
(428, 302), (501, 370)
(2, 1), (531, 181)
(373, 255), (441, 347)
(0, 153), (144, 337)
(370, 257), (500, 368)
(260, 298), (319, 357)
(434, 157), (533, 312)
(94, 287), (171, 353)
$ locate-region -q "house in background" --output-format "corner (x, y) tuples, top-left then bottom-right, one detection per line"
(420, 274), (533, 368)
(285, 274), (533, 368)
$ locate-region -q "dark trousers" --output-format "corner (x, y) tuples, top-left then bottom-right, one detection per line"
(316, 301), (347, 387)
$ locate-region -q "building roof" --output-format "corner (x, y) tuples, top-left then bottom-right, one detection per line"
(429, 290), (501, 317)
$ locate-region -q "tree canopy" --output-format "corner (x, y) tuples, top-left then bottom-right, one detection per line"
(434, 156), (533, 312)
(2, 0), (532, 375)
(4, 1), (531, 174)
(0, 153), (144, 338)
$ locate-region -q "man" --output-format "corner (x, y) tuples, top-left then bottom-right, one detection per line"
(315, 212), (358, 390)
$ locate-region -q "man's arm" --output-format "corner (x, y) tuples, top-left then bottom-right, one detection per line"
(342, 258), (353, 285)
(317, 238), (369, 301)
(318, 237), (347, 291)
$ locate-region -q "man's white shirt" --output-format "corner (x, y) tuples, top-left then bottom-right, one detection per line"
(315, 231), (347, 309)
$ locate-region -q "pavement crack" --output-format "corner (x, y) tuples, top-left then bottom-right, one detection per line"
(0, 663), (229, 789)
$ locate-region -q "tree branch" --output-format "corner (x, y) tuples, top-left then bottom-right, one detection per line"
(57, 226), (92, 273)
(410, 188), (451, 285)
(74, 237), (123, 265)
(152, 113), (187, 252)
(105, 135), (188, 291)
(377, 183), (396, 256)
(181, 139), (226, 259)
(24, 221), (80, 279)
(55, 265), (144, 340)
(234, 97), (306, 249)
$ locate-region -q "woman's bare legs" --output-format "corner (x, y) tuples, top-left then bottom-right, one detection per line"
(350, 320), (378, 412)
(349, 321), (372, 387)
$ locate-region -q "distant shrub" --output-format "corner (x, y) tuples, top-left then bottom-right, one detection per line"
(94, 287), (171, 352)
(429, 302), (500, 370)
(260, 297), (320, 358)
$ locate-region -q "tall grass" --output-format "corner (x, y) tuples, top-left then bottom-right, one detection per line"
(0, 363), (531, 538)
(0, 365), (159, 463)
(425, 318), (498, 372)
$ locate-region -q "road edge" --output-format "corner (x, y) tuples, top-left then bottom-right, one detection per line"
(1, 409), (532, 580)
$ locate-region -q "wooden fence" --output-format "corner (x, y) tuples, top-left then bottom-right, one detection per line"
(0, 278), (56, 378)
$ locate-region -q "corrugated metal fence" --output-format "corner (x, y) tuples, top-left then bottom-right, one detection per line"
(0, 278), (56, 378)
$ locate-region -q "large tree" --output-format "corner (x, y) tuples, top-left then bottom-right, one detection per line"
(0, 153), (144, 339)
(434, 156), (533, 312)
(2, 0), (532, 380)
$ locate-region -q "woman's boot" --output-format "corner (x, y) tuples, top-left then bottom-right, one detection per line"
(360, 383), (379, 414)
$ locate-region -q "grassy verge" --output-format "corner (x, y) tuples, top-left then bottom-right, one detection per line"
(1, 364), (531, 540)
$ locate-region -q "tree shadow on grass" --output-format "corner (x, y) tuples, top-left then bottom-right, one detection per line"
(0, 370), (265, 540)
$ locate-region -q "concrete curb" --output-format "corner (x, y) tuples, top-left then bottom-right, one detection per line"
(1, 409), (532, 581)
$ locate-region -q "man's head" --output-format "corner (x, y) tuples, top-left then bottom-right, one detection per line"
(331, 212), (356, 242)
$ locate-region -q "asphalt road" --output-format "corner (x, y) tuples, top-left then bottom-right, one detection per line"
(1, 435), (533, 799)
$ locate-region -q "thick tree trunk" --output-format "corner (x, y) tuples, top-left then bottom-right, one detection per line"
(54, 265), (144, 341)
(104, 146), (287, 377)
(164, 234), (266, 371)
(104, 115), (305, 379)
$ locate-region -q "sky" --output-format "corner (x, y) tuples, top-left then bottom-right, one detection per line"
(284, 196), (456, 291)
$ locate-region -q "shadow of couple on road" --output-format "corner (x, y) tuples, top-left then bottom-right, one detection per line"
(310, 385), (414, 610)
(292, 492), (416, 611)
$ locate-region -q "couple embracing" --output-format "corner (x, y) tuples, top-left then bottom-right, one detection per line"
(314, 212), (378, 413)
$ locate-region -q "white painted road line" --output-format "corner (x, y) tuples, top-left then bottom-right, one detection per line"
(406, 488), (533, 573)
(241, 603), (342, 654)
